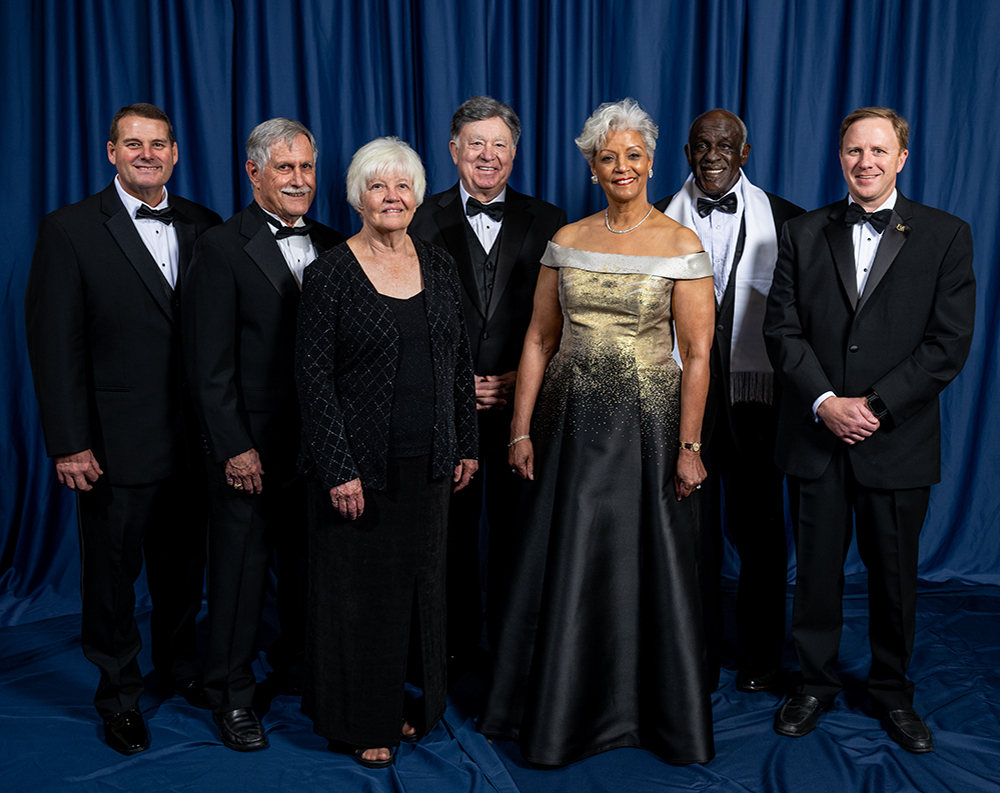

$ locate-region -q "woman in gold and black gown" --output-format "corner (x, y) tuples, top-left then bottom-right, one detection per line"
(478, 99), (717, 766)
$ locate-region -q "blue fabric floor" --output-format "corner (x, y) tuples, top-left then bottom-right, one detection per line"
(1, 579), (998, 793)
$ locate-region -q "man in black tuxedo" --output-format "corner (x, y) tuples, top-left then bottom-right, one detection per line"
(24, 103), (222, 755)
(183, 118), (344, 751)
(656, 109), (803, 693)
(764, 107), (975, 753)
(409, 96), (566, 674)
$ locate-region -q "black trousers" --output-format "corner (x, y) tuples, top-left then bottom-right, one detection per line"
(445, 408), (521, 659)
(203, 464), (306, 712)
(788, 447), (929, 711)
(78, 470), (206, 717)
(709, 400), (789, 675)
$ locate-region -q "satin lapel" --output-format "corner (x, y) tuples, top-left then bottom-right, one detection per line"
(241, 205), (299, 300)
(436, 192), (485, 318)
(857, 203), (911, 314)
(101, 187), (174, 320)
(823, 202), (858, 311)
(489, 192), (532, 321)
(172, 204), (197, 289)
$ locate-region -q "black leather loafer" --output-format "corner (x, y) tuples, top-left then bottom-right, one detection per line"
(881, 708), (934, 753)
(213, 707), (269, 752)
(736, 668), (781, 693)
(169, 676), (211, 710)
(103, 708), (149, 755)
(774, 694), (831, 737)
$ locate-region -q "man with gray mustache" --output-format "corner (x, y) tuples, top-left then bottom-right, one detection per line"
(183, 118), (345, 751)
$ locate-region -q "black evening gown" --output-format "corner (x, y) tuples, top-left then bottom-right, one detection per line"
(478, 243), (716, 766)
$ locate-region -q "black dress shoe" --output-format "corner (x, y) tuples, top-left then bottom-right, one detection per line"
(736, 668), (781, 693)
(774, 694), (831, 737)
(169, 676), (211, 710)
(213, 708), (269, 752)
(880, 708), (934, 753)
(103, 709), (149, 755)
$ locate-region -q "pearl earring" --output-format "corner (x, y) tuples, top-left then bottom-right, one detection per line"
(648, 169), (653, 178)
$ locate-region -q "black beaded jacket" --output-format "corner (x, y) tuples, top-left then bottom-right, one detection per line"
(296, 237), (478, 491)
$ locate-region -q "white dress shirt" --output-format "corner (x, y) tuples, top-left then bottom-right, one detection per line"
(812, 189), (899, 418)
(261, 207), (318, 289)
(115, 176), (179, 288)
(690, 177), (744, 304)
(459, 182), (506, 253)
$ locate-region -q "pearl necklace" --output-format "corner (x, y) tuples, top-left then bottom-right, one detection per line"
(605, 205), (654, 234)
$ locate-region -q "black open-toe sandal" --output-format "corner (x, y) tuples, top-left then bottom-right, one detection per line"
(353, 746), (396, 769)
(400, 720), (420, 743)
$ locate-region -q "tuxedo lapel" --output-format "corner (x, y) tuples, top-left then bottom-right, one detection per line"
(823, 201), (858, 311)
(435, 189), (485, 318)
(101, 186), (175, 320)
(240, 203), (299, 300)
(491, 190), (531, 320)
(857, 199), (912, 314)
(172, 203), (197, 289)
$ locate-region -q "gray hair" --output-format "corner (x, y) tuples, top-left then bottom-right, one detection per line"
(345, 136), (427, 210)
(689, 109), (748, 151)
(246, 118), (318, 168)
(450, 96), (521, 147)
(575, 98), (658, 163)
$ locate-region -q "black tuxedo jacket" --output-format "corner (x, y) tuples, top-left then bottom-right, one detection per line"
(182, 201), (344, 480)
(25, 182), (222, 485)
(654, 190), (804, 452)
(763, 193), (976, 489)
(409, 184), (566, 375)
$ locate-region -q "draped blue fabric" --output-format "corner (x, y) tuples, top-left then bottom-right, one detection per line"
(2, 0), (998, 624)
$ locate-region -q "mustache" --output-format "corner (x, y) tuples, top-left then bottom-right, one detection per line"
(280, 186), (313, 197)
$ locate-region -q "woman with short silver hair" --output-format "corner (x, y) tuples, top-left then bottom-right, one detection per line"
(479, 99), (717, 765)
(295, 136), (478, 769)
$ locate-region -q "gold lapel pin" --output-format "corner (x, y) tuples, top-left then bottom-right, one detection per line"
(896, 223), (907, 232)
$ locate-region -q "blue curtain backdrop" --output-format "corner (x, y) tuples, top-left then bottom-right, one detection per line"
(2, 0), (997, 623)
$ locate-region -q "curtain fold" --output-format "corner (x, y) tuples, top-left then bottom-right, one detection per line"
(2, 0), (997, 623)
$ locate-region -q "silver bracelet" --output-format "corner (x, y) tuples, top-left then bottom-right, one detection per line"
(507, 434), (530, 448)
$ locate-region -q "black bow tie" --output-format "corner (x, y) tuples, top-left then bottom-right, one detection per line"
(844, 204), (893, 233)
(135, 205), (175, 224)
(466, 197), (504, 222)
(266, 216), (314, 240)
(696, 193), (738, 218)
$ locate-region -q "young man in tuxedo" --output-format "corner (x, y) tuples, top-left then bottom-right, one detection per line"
(764, 107), (976, 753)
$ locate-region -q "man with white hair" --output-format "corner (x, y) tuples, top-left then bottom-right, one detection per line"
(183, 118), (344, 751)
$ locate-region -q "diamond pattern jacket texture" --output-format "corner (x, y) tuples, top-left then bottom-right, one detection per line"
(295, 238), (478, 490)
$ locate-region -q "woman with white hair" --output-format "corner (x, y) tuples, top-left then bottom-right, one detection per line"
(295, 136), (478, 768)
(479, 100), (717, 765)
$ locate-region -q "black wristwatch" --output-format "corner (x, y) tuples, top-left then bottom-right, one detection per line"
(865, 391), (889, 420)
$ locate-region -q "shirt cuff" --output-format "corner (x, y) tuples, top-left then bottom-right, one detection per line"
(812, 391), (836, 422)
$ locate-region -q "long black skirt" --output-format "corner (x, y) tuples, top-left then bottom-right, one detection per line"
(302, 456), (450, 748)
